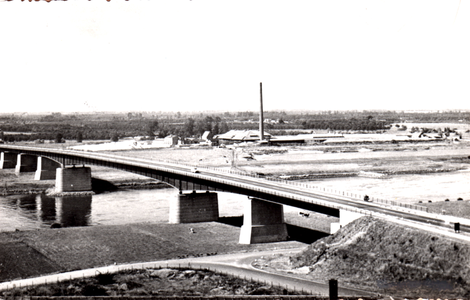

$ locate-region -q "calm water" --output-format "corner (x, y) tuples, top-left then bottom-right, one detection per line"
(0, 170), (468, 232)
(0, 189), (248, 232)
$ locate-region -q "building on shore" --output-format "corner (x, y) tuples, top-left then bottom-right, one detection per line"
(214, 130), (272, 143)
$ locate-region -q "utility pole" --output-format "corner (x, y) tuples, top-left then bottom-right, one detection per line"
(259, 82), (264, 141)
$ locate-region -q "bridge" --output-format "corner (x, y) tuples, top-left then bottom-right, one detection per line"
(0, 145), (465, 243)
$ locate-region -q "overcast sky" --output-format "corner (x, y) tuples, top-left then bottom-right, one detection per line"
(0, 0), (469, 113)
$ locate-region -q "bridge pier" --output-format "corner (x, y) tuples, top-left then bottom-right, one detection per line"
(0, 152), (17, 169)
(169, 191), (219, 224)
(55, 166), (92, 193)
(15, 154), (38, 174)
(239, 198), (288, 244)
(35, 157), (61, 180)
(330, 209), (363, 234)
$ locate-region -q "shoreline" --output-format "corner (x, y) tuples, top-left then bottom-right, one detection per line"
(0, 221), (306, 283)
(0, 174), (169, 196)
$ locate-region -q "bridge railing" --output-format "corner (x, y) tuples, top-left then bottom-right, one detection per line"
(126, 155), (429, 214)
(0, 145), (428, 214)
(182, 162), (429, 214)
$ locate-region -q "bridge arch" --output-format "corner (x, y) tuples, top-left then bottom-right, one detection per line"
(1, 145), (354, 244)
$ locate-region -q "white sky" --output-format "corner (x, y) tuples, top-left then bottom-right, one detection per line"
(0, 0), (469, 113)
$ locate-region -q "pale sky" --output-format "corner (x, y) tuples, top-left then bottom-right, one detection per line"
(0, 0), (469, 113)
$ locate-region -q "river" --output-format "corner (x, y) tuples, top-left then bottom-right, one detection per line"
(0, 170), (468, 232)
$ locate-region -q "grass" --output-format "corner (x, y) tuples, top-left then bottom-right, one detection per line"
(5, 268), (305, 297)
(0, 222), (305, 283)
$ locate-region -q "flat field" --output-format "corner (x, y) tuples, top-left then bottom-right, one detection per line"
(101, 141), (470, 178)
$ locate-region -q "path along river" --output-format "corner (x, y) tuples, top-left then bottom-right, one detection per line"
(0, 170), (469, 232)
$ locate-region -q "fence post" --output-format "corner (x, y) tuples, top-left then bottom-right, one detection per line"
(329, 279), (338, 300)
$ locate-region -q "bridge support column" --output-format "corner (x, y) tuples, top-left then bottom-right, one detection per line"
(239, 198), (288, 244)
(15, 154), (38, 174)
(330, 209), (363, 234)
(169, 192), (219, 224)
(35, 157), (60, 180)
(55, 166), (92, 193)
(0, 152), (17, 169)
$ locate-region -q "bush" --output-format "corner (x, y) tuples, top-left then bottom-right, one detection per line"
(81, 284), (108, 296)
(96, 273), (115, 285)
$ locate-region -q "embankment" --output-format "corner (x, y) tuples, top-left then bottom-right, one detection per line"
(287, 216), (470, 298)
(0, 222), (304, 283)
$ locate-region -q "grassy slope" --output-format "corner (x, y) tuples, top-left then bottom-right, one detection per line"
(0, 222), (303, 282)
(286, 217), (470, 298)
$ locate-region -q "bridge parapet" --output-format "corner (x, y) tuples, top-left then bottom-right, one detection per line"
(0, 145), (438, 244)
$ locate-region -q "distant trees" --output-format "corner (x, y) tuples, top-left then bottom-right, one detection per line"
(146, 120), (159, 139)
(183, 118), (195, 137)
(301, 116), (386, 131)
(0, 110), (466, 142)
(55, 133), (64, 143)
(111, 133), (119, 142)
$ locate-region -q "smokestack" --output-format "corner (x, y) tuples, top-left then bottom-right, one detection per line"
(259, 82), (264, 141)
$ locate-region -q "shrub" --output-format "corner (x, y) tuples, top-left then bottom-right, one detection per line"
(96, 273), (115, 285)
(81, 284), (108, 296)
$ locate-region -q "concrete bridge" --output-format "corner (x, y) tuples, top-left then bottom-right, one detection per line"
(0, 145), (455, 244)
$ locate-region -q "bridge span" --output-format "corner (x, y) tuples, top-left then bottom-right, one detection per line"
(1, 145), (467, 243)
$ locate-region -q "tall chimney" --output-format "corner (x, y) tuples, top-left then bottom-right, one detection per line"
(259, 82), (264, 141)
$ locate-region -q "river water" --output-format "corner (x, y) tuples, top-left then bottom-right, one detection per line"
(0, 170), (468, 232)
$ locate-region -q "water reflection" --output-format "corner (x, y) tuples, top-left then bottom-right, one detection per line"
(0, 189), (246, 232)
(0, 194), (92, 230)
(46, 195), (92, 227)
(11, 194), (37, 211)
(37, 195), (56, 223)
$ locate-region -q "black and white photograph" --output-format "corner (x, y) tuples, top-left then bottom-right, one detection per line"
(0, 0), (469, 298)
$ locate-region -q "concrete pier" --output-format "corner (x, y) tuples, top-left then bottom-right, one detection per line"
(0, 152), (17, 169)
(15, 154), (38, 174)
(35, 156), (61, 180)
(239, 198), (288, 244)
(55, 166), (92, 193)
(169, 192), (219, 224)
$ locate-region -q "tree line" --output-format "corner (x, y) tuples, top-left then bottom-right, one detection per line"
(0, 110), (467, 143)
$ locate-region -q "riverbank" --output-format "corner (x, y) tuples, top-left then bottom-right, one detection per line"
(0, 221), (305, 283)
(255, 216), (470, 298)
(0, 167), (167, 196)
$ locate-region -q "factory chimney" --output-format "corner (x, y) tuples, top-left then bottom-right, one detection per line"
(259, 82), (264, 141)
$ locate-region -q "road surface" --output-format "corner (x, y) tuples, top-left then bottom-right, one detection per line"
(0, 248), (377, 297)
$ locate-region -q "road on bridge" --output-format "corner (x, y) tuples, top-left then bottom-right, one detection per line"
(154, 158), (470, 238)
(1, 145), (469, 236)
